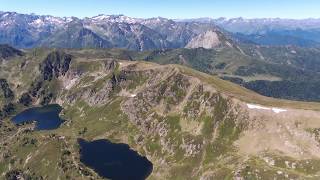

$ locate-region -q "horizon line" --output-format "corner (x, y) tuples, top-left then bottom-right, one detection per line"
(1, 10), (320, 20)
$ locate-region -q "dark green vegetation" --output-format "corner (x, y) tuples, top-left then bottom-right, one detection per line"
(234, 31), (320, 47)
(47, 45), (320, 102)
(45, 45), (320, 102)
(119, 46), (320, 102)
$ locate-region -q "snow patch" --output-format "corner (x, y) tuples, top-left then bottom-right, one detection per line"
(64, 17), (74, 23)
(92, 14), (110, 21)
(247, 103), (287, 113)
(30, 18), (44, 27)
(91, 14), (139, 24)
(291, 50), (297, 54)
(2, 13), (8, 17)
(0, 22), (9, 26)
(45, 16), (64, 24)
(130, 94), (137, 97)
(272, 108), (287, 113)
(247, 104), (270, 110)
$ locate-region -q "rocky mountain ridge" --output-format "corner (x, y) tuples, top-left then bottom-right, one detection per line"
(0, 11), (234, 51)
(3, 11), (320, 49)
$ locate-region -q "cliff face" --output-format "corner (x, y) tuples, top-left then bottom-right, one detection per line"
(2, 49), (320, 179)
(0, 44), (23, 59)
(186, 30), (222, 49)
(0, 79), (14, 100)
(39, 51), (72, 81)
(0, 79), (14, 119)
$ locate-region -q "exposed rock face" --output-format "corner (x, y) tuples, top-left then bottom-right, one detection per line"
(40, 51), (72, 81)
(18, 93), (32, 106)
(186, 30), (221, 49)
(117, 65), (248, 161)
(0, 79), (14, 100)
(0, 44), (23, 59)
(16, 50), (73, 106)
(0, 103), (15, 119)
(0, 79), (15, 120)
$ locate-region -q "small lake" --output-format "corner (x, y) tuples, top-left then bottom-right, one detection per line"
(78, 139), (153, 180)
(11, 104), (64, 130)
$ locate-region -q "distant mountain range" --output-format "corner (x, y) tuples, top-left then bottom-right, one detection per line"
(180, 17), (320, 47)
(0, 11), (235, 50)
(2, 11), (320, 49)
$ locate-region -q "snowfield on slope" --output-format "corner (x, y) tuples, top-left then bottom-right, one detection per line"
(247, 103), (287, 113)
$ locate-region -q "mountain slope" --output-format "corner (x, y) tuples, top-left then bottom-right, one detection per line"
(123, 45), (320, 102)
(2, 43), (317, 103)
(2, 49), (320, 179)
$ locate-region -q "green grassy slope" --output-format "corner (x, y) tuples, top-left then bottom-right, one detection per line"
(1, 48), (320, 179)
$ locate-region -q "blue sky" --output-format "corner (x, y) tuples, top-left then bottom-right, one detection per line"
(0, 0), (319, 19)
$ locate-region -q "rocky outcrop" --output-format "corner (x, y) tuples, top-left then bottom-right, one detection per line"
(0, 79), (14, 100)
(18, 93), (32, 106)
(0, 103), (15, 120)
(0, 44), (23, 59)
(118, 65), (249, 164)
(40, 51), (72, 81)
(16, 51), (73, 106)
(186, 30), (221, 49)
(0, 79), (15, 120)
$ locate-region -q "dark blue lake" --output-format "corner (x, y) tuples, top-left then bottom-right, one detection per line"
(11, 104), (64, 130)
(78, 139), (153, 180)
